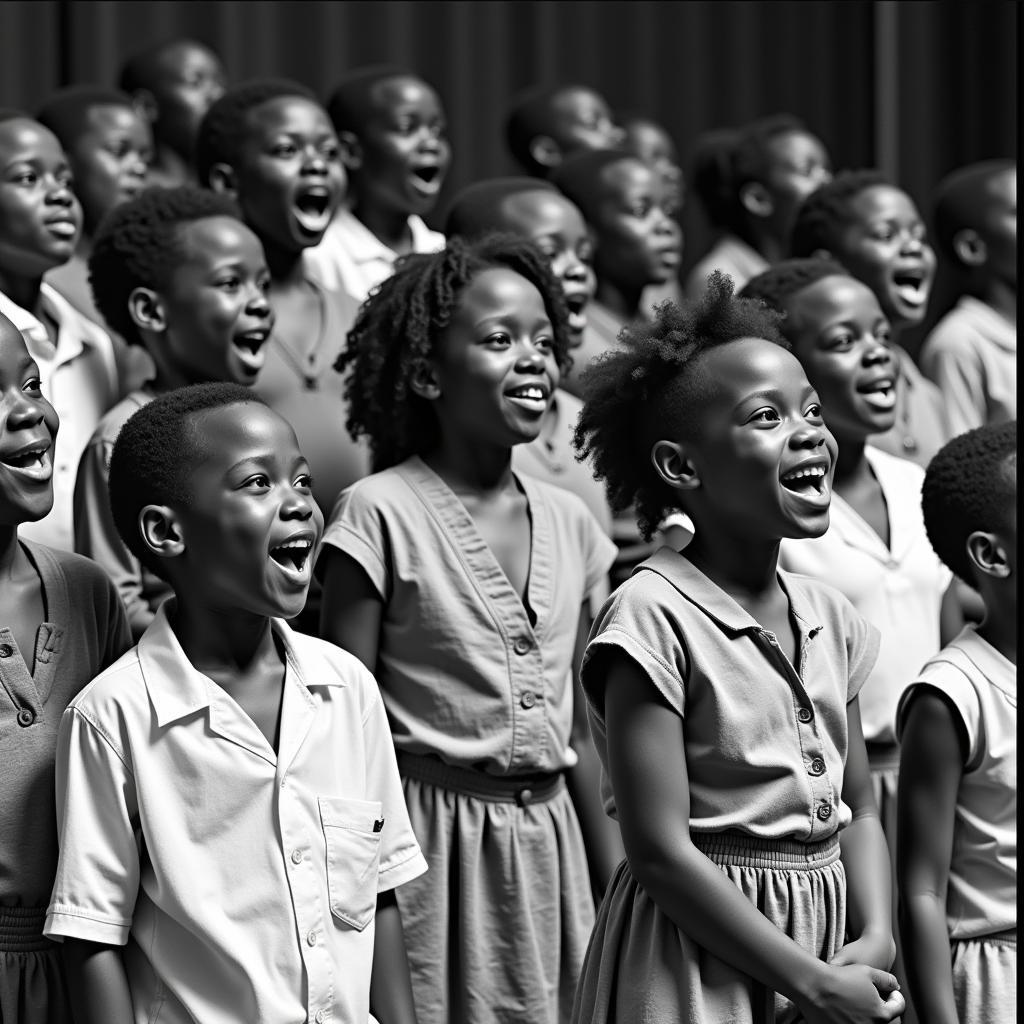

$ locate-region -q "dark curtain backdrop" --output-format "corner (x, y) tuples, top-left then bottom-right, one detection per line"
(0, 0), (1016, 336)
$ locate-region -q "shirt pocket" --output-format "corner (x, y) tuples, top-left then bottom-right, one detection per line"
(318, 796), (384, 932)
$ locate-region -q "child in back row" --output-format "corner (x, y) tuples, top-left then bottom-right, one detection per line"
(73, 185), (273, 639)
(898, 422), (1017, 1024)
(46, 383), (426, 1024)
(318, 235), (617, 1024)
(0, 311), (129, 1024)
(569, 274), (902, 1024)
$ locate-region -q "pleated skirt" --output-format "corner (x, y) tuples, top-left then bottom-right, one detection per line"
(952, 930), (1016, 1024)
(571, 831), (846, 1024)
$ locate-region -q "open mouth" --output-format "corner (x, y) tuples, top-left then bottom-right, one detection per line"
(505, 382), (550, 414)
(269, 538), (313, 578)
(410, 165), (443, 195)
(0, 444), (52, 481)
(780, 462), (828, 498)
(564, 292), (588, 333)
(45, 218), (77, 239)
(858, 375), (896, 412)
(891, 268), (928, 307)
(231, 329), (270, 375)
(293, 190), (332, 234)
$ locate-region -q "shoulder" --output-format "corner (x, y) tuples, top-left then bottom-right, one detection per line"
(65, 644), (146, 729)
(328, 464), (417, 520)
(27, 541), (121, 602)
(40, 283), (112, 346)
(865, 444), (926, 492)
(89, 391), (154, 445)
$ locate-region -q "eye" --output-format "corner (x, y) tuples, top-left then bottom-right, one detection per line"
(242, 473), (270, 490)
(257, 272), (272, 293)
(294, 472), (314, 491)
(875, 323), (892, 344)
(430, 118), (447, 137)
(320, 139), (341, 160)
(871, 223), (895, 242)
(749, 407), (780, 424)
(805, 402), (824, 420)
(825, 331), (855, 351)
(534, 333), (555, 353)
(534, 240), (558, 260)
(630, 199), (653, 218)
(484, 331), (512, 348)
(23, 376), (43, 393)
(270, 140), (297, 158)
(11, 168), (38, 186)
(216, 274), (241, 291)
(577, 240), (595, 264)
(910, 221), (927, 241)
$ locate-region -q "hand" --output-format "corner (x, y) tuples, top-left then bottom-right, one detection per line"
(829, 931), (896, 972)
(799, 963), (905, 1023)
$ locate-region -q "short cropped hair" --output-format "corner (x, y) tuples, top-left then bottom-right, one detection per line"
(689, 128), (740, 231)
(36, 86), (136, 149)
(505, 85), (571, 175)
(337, 233), (573, 472)
(932, 159), (1016, 267)
(550, 148), (639, 224)
(740, 257), (851, 332)
(108, 382), (267, 579)
(119, 38), (209, 94)
(195, 78), (316, 186)
(444, 177), (559, 239)
(326, 65), (414, 136)
(921, 422), (1017, 587)
(573, 271), (787, 540)
(88, 186), (241, 346)
(732, 114), (807, 188)
(789, 169), (888, 257)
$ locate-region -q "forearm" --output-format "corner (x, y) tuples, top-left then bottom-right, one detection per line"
(61, 939), (133, 1024)
(369, 891), (418, 1024)
(566, 741), (624, 900)
(899, 892), (959, 1024)
(839, 809), (895, 963)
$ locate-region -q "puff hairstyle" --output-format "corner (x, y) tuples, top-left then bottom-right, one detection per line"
(573, 271), (787, 540)
(88, 185), (242, 346)
(789, 168), (889, 257)
(337, 233), (573, 472)
(921, 421), (1017, 587)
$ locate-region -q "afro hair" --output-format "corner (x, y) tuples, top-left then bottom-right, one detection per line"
(921, 421), (1017, 587)
(87, 185), (242, 346)
(443, 176), (560, 239)
(195, 78), (316, 187)
(740, 256), (851, 332)
(932, 158), (1016, 268)
(35, 86), (137, 150)
(337, 232), (574, 472)
(108, 381), (267, 580)
(789, 168), (889, 258)
(572, 271), (788, 540)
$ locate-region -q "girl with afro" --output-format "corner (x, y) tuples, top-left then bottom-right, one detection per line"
(569, 273), (904, 1024)
(317, 234), (618, 1024)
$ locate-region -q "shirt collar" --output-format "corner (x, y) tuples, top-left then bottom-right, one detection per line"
(139, 601), (346, 728)
(332, 208), (443, 266)
(0, 283), (100, 363)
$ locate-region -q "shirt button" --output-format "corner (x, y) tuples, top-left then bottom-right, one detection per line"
(816, 803), (833, 821)
(809, 757), (826, 776)
(314, 1011), (326, 1024)
(291, 849), (304, 865)
(0, 643), (13, 658)
(306, 929), (318, 946)
(513, 637), (531, 656)
(17, 708), (35, 727)
(520, 691), (536, 709)
(797, 707), (813, 724)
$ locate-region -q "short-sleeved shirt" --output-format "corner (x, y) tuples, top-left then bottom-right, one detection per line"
(581, 549), (880, 841)
(44, 602), (426, 1024)
(73, 388), (172, 639)
(0, 284), (121, 552)
(304, 207), (445, 303)
(1, 540), (130, 910)
(920, 295), (1016, 436)
(682, 232), (769, 304)
(897, 626), (1016, 938)
(780, 446), (952, 744)
(321, 456), (616, 774)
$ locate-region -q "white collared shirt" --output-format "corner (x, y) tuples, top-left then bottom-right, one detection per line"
(0, 283), (120, 551)
(304, 207), (445, 302)
(45, 603), (427, 1024)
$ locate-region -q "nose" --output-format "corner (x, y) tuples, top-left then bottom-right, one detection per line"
(863, 335), (893, 365)
(607, 123), (626, 146)
(302, 145), (328, 175)
(281, 487), (315, 521)
(246, 287), (272, 319)
(45, 174), (74, 206)
(556, 249), (588, 283)
(515, 340), (548, 372)
(791, 419), (827, 450)
(7, 389), (48, 430)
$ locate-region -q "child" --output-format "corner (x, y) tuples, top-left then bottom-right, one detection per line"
(683, 114), (832, 303)
(196, 79), (368, 520)
(443, 176), (612, 536)
(36, 86), (155, 394)
(790, 169), (948, 468)
(74, 185), (273, 640)
(0, 311), (130, 1024)
(44, 382), (427, 1024)
(305, 66), (450, 302)
(550, 148), (682, 395)
(920, 160), (1016, 435)
(570, 273), (903, 1024)
(118, 38), (226, 188)
(318, 235), (618, 1024)
(0, 110), (122, 553)
(897, 422), (1016, 1024)
(505, 83), (623, 178)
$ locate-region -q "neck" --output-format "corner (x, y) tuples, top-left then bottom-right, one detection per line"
(0, 524), (22, 576)
(262, 238), (307, 285)
(980, 277), (1017, 324)
(747, 224), (787, 264)
(352, 200), (412, 254)
(0, 268), (43, 314)
(424, 436), (516, 496)
(830, 432), (870, 486)
(169, 599), (277, 675)
(682, 520), (783, 601)
(976, 584), (1017, 663)
(595, 278), (643, 323)
(152, 144), (195, 186)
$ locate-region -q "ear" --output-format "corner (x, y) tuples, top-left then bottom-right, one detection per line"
(338, 130), (363, 171)
(208, 162), (238, 197)
(409, 362), (441, 401)
(131, 88), (159, 125)
(128, 287), (167, 334)
(966, 530), (1011, 580)
(651, 440), (700, 491)
(139, 504), (186, 562)
(529, 135), (563, 171)
(739, 181), (774, 219)
(810, 246), (833, 262)
(952, 228), (987, 268)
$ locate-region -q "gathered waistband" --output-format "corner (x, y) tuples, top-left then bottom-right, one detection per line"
(692, 830), (841, 870)
(0, 906), (52, 953)
(397, 751), (565, 807)
(955, 928), (1017, 948)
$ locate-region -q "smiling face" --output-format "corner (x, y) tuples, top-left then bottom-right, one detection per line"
(149, 41), (226, 156)
(231, 96), (345, 255)
(784, 275), (896, 441)
(428, 267), (560, 450)
(0, 315), (58, 525)
(593, 157), (682, 290)
(498, 189), (595, 342)
(169, 402), (323, 619)
(0, 118), (81, 282)
(68, 103), (152, 233)
(680, 337), (838, 541)
(832, 185), (937, 327)
(548, 87), (623, 155)
(155, 216), (274, 385)
(349, 75), (451, 218)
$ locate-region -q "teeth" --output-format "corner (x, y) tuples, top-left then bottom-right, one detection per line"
(783, 466), (825, 482)
(509, 387), (545, 401)
(4, 449), (45, 468)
